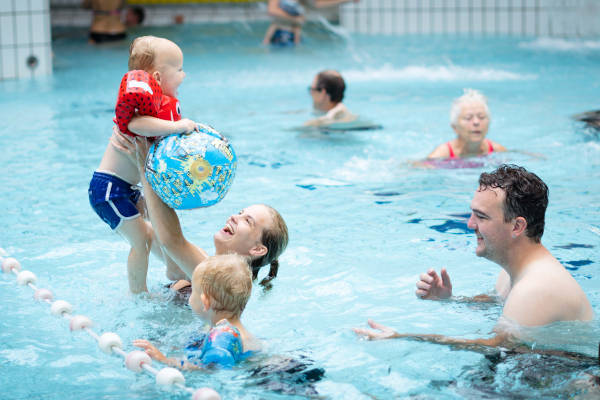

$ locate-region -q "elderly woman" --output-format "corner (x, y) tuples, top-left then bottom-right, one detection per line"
(111, 129), (289, 290)
(428, 89), (506, 159)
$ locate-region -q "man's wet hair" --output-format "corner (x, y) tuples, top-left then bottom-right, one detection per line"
(316, 70), (345, 103)
(479, 164), (548, 242)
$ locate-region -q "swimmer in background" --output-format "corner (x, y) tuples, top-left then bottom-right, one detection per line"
(88, 36), (198, 294)
(427, 89), (506, 159)
(354, 165), (593, 349)
(133, 254), (260, 369)
(304, 70), (356, 127)
(83, 0), (126, 44)
(124, 5), (145, 27)
(263, 0), (360, 46)
(83, 1), (144, 44)
(263, 0), (305, 45)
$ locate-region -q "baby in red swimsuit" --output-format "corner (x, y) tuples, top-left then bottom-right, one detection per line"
(88, 36), (198, 293)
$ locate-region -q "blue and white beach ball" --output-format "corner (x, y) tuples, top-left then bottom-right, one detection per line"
(145, 124), (237, 209)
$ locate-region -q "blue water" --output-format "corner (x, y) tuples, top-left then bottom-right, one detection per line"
(1, 23), (599, 399)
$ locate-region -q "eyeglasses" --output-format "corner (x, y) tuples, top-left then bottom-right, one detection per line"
(307, 86), (323, 93)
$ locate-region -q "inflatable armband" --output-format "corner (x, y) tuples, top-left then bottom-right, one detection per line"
(115, 70), (163, 136)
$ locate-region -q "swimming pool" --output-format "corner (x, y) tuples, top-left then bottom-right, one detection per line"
(1, 22), (599, 399)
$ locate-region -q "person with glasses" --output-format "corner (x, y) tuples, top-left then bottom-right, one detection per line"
(427, 89), (506, 159)
(304, 70), (356, 127)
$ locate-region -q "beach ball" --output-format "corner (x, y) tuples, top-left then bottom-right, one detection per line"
(145, 124), (237, 209)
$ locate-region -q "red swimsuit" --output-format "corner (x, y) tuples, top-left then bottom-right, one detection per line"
(446, 139), (494, 159)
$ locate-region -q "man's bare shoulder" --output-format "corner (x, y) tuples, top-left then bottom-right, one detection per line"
(326, 103), (356, 122)
(504, 253), (593, 326)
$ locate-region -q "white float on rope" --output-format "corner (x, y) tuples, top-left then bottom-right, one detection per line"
(192, 387), (222, 400)
(2, 257), (21, 274)
(16, 270), (37, 286)
(125, 350), (152, 373)
(69, 315), (93, 331)
(34, 288), (53, 302)
(156, 367), (186, 385)
(50, 300), (73, 316)
(0, 250), (220, 399)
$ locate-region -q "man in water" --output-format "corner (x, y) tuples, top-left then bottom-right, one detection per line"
(354, 164), (593, 347)
(304, 70), (356, 127)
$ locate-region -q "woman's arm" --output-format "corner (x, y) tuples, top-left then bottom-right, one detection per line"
(111, 128), (208, 278)
(427, 143), (450, 159)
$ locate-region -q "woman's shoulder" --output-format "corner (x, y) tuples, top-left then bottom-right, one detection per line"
(489, 139), (507, 152)
(427, 141), (451, 159)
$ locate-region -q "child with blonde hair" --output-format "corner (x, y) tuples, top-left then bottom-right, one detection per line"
(89, 36), (198, 293)
(133, 254), (260, 368)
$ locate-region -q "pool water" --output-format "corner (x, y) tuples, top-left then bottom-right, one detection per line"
(1, 22), (599, 399)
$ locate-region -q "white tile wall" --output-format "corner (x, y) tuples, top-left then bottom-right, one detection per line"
(0, 0), (52, 80)
(44, 0), (600, 38)
(339, 0), (600, 37)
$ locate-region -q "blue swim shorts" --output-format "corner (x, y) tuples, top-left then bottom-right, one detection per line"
(88, 171), (142, 230)
(271, 29), (296, 46)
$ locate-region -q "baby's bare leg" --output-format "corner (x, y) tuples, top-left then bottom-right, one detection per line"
(117, 216), (152, 293)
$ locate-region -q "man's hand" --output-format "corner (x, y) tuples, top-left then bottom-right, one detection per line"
(353, 319), (399, 341)
(415, 268), (452, 299)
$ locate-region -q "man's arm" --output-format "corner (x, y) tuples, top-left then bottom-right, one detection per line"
(353, 319), (510, 352)
(128, 116), (198, 137)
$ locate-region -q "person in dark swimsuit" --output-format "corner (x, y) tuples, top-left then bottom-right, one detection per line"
(83, 0), (127, 44)
(428, 89), (506, 159)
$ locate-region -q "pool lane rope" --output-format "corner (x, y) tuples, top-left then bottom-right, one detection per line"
(0, 248), (220, 400)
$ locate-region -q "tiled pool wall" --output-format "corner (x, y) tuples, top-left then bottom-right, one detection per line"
(1, 0), (599, 80)
(339, 0), (600, 37)
(0, 0), (52, 80)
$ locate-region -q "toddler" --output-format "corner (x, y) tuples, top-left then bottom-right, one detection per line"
(133, 254), (259, 368)
(88, 36), (196, 293)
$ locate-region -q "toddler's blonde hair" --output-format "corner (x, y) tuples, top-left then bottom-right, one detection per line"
(192, 254), (252, 318)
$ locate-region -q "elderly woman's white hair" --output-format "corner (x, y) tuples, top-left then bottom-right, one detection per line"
(450, 89), (491, 126)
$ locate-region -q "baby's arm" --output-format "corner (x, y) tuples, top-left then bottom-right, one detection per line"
(132, 339), (203, 370)
(128, 116), (198, 137)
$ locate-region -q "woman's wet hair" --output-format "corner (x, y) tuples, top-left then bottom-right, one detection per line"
(249, 205), (289, 287)
(316, 70), (346, 103)
(450, 88), (490, 126)
(479, 164), (548, 242)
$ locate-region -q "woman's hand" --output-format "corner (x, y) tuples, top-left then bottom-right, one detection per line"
(132, 339), (167, 362)
(110, 126), (151, 170)
(353, 319), (400, 340)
